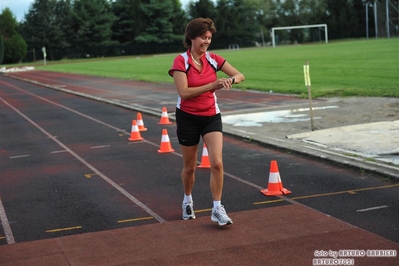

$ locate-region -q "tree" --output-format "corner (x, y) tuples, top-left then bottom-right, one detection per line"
(111, 0), (147, 44)
(233, 0), (262, 46)
(135, 0), (182, 43)
(251, 0), (278, 43)
(3, 34), (27, 63)
(351, 0), (368, 38)
(0, 34), (4, 64)
(0, 8), (18, 38)
(0, 8), (27, 63)
(53, 0), (74, 49)
(170, 0), (188, 37)
(112, 0), (186, 45)
(70, 0), (117, 48)
(323, 0), (359, 39)
(212, 0), (258, 47)
(20, 0), (61, 57)
(303, 0), (328, 24)
(213, 0), (230, 41)
(187, 0), (216, 19)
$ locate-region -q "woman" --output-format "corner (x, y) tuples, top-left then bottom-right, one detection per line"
(168, 18), (245, 226)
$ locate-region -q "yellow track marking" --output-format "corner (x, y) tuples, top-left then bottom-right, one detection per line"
(118, 217), (154, 223)
(195, 208), (212, 213)
(254, 183), (399, 205)
(45, 226), (82, 233)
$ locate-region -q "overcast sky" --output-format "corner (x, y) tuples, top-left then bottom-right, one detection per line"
(0, 0), (31, 21)
(0, 0), (194, 22)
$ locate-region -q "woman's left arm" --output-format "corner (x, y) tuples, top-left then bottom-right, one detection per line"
(221, 61), (245, 84)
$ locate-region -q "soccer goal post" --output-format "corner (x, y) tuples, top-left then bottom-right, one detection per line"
(271, 24), (328, 48)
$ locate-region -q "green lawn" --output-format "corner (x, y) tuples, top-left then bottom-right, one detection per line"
(37, 38), (399, 98)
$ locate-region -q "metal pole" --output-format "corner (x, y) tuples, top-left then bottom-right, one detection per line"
(272, 29), (275, 48)
(386, 0), (390, 38)
(374, 1), (378, 38)
(324, 24), (328, 43)
(366, 4), (369, 39)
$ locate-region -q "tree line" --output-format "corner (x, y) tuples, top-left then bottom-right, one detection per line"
(0, 0), (395, 64)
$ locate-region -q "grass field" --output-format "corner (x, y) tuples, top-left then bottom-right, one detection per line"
(37, 38), (399, 98)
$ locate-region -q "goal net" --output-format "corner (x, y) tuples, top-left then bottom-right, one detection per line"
(271, 24), (328, 48)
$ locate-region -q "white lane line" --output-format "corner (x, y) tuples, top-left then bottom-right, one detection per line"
(0, 96), (166, 224)
(1, 81), (128, 134)
(224, 172), (264, 190)
(50, 150), (68, 154)
(0, 198), (15, 244)
(91, 145), (110, 149)
(356, 205), (388, 212)
(9, 155), (30, 159)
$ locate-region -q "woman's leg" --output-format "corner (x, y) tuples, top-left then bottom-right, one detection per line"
(202, 132), (224, 201)
(180, 144), (199, 196)
(203, 132), (232, 226)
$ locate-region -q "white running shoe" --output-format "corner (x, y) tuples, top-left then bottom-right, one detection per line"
(211, 205), (233, 226)
(182, 202), (196, 220)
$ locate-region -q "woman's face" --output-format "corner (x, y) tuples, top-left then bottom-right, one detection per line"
(191, 30), (212, 54)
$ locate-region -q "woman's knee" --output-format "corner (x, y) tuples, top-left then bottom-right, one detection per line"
(183, 165), (196, 176)
(210, 160), (223, 172)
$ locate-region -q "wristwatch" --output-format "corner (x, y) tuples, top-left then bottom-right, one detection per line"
(231, 77), (235, 84)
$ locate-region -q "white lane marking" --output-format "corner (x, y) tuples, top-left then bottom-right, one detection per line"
(50, 150), (68, 154)
(91, 145), (110, 149)
(0, 198), (15, 244)
(224, 172), (264, 190)
(0, 96), (166, 223)
(1, 81), (128, 134)
(356, 205), (388, 212)
(9, 155), (30, 159)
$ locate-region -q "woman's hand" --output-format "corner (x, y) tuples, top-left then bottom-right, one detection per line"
(212, 78), (234, 91)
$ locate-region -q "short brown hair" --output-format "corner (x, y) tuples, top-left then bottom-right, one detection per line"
(183, 18), (216, 49)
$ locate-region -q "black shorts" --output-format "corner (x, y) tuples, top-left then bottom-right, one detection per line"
(175, 108), (223, 146)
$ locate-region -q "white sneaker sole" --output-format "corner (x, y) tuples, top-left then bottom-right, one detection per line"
(183, 215), (196, 220)
(211, 216), (233, 226)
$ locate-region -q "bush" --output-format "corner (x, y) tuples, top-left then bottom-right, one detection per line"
(3, 34), (27, 64)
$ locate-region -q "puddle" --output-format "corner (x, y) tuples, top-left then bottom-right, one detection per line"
(222, 106), (339, 127)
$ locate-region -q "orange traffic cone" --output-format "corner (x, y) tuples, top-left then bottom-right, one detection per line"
(128, 120), (144, 141)
(261, 160), (291, 196)
(136, 112), (147, 131)
(158, 129), (174, 153)
(158, 107), (172, 125)
(197, 143), (210, 168)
